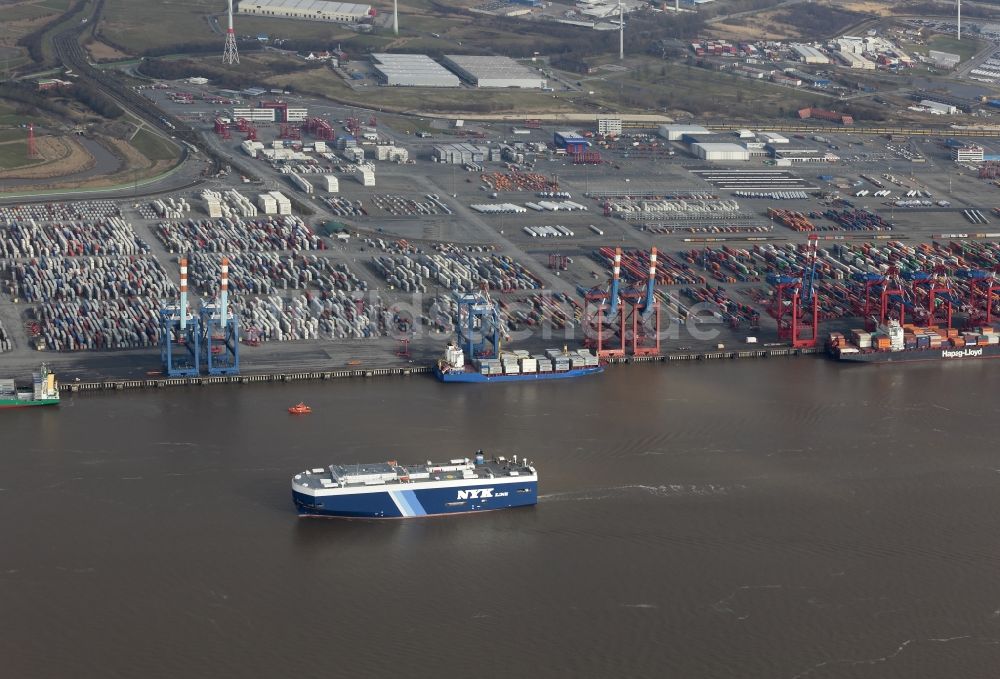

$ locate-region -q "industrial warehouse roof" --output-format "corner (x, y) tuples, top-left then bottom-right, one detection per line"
(370, 54), (460, 87)
(240, 0), (371, 15)
(442, 55), (545, 88)
(692, 142), (750, 152)
(658, 123), (709, 140)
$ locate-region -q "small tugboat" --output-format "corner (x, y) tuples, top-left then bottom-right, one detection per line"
(288, 402), (312, 414)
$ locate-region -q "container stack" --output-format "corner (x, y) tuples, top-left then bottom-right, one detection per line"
(6, 255), (174, 351)
(355, 165), (375, 187)
(848, 329), (872, 349)
(152, 198), (190, 219)
(269, 191), (293, 216)
(154, 215), (324, 253)
(188, 253), (367, 295)
(257, 193), (278, 215)
(288, 173), (314, 195)
(237, 290), (391, 342)
(223, 190), (258, 218)
(0, 201), (120, 222)
(199, 190), (224, 218)
(0, 218), (149, 258)
(370, 251), (541, 293)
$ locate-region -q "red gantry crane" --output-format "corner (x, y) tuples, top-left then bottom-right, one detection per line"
(765, 234), (820, 348)
(583, 246), (626, 358)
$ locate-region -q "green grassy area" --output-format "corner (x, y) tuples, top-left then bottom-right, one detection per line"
(373, 113), (437, 135)
(235, 15), (359, 42)
(589, 62), (823, 119)
(4, 3), (59, 21)
(902, 35), (984, 63)
(926, 35), (984, 62)
(99, 0), (217, 53)
(39, 0), (72, 10)
(0, 103), (26, 127)
(0, 140), (42, 170)
(0, 128), (28, 143)
(130, 127), (180, 162)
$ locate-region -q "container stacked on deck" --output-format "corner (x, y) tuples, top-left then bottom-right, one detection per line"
(472, 348), (597, 375)
(842, 325), (996, 352)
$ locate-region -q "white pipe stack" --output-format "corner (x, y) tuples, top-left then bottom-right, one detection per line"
(180, 257), (188, 330)
(220, 256), (229, 324)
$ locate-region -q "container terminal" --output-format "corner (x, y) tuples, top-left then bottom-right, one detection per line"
(3, 79), (1000, 387)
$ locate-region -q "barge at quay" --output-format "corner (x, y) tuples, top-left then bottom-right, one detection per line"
(292, 452), (538, 518)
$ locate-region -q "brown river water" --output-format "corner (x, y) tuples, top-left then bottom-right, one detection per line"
(3, 358), (1000, 678)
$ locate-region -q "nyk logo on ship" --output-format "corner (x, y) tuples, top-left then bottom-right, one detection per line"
(941, 348), (984, 359)
(457, 488), (508, 499)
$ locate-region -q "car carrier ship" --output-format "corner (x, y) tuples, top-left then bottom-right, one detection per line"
(828, 320), (1000, 363)
(292, 452), (538, 519)
(0, 365), (59, 408)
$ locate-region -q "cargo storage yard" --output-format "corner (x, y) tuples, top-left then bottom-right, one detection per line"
(3, 69), (1000, 385)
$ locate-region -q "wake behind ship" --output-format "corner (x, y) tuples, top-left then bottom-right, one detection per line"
(292, 452), (538, 519)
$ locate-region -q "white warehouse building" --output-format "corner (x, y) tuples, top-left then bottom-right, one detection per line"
(691, 142), (750, 161)
(441, 55), (546, 88)
(370, 53), (460, 87)
(658, 123), (709, 141)
(790, 44), (830, 65)
(238, 0), (372, 23)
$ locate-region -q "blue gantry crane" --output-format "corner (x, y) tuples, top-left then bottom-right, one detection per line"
(200, 256), (240, 375)
(454, 290), (503, 360)
(159, 257), (200, 377)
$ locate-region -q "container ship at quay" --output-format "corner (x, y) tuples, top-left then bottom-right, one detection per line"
(827, 320), (1000, 363)
(435, 291), (603, 383)
(435, 344), (603, 382)
(0, 365), (59, 408)
(292, 452), (538, 519)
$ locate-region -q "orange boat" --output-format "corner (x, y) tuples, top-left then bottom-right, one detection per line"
(288, 402), (312, 414)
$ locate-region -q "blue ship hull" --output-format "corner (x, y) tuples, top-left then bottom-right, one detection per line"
(294, 479), (538, 519)
(435, 365), (603, 383)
